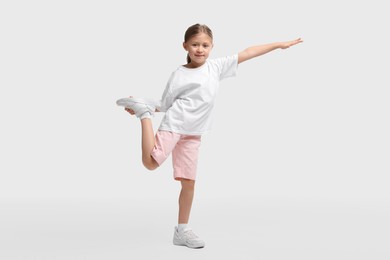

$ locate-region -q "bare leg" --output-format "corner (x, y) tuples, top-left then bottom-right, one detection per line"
(178, 179), (195, 224)
(140, 118), (159, 170)
(123, 95), (159, 170)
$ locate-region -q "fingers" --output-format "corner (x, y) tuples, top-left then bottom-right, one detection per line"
(293, 38), (303, 45)
(282, 38), (303, 49)
(125, 108), (135, 115)
(296, 38), (303, 44)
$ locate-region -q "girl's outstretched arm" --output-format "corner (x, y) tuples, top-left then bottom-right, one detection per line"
(238, 38), (303, 64)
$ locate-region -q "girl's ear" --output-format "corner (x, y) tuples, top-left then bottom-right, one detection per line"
(183, 42), (188, 51)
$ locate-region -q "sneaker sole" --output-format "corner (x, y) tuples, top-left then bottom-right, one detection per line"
(173, 240), (205, 249)
(116, 97), (156, 108)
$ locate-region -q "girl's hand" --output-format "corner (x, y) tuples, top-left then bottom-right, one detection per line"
(125, 107), (135, 115)
(280, 38), (303, 49)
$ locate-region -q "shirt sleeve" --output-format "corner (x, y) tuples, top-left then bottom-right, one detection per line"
(159, 72), (176, 112)
(214, 54), (238, 80)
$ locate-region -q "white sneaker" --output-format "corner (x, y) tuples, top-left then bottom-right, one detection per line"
(116, 97), (157, 119)
(173, 226), (205, 249)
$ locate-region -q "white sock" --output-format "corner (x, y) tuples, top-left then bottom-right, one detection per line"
(178, 224), (188, 233)
(139, 111), (152, 119)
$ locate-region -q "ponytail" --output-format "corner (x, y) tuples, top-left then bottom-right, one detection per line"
(186, 54), (191, 64)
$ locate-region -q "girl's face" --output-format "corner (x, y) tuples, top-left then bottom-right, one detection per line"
(183, 32), (213, 68)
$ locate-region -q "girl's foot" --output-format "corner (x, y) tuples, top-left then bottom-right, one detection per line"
(173, 226), (205, 249)
(116, 97), (156, 119)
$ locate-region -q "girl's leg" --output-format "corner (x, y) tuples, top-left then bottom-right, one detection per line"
(123, 97), (159, 170)
(140, 118), (159, 170)
(178, 179), (195, 224)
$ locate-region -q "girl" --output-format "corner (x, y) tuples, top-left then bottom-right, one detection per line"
(116, 23), (302, 248)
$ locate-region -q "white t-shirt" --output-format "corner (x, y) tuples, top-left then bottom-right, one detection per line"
(158, 54), (238, 135)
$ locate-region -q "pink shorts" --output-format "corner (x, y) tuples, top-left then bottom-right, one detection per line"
(150, 130), (201, 181)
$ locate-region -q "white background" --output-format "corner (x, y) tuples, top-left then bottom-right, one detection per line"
(1, 0), (389, 259)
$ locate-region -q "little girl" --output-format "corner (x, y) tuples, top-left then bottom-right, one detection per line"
(117, 23), (302, 248)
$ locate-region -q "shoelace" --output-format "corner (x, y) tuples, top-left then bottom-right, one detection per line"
(183, 229), (199, 240)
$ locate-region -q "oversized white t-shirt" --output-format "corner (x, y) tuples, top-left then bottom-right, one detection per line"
(158, 54), (238, 135)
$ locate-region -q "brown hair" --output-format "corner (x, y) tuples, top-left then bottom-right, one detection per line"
(184, 23), (213, 64)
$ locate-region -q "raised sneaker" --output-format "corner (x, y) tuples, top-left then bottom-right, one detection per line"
(116, 97), (157, 119)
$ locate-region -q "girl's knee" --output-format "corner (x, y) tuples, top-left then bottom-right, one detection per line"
(180, 179), (195, 189)
(142, 157), (159, 171)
